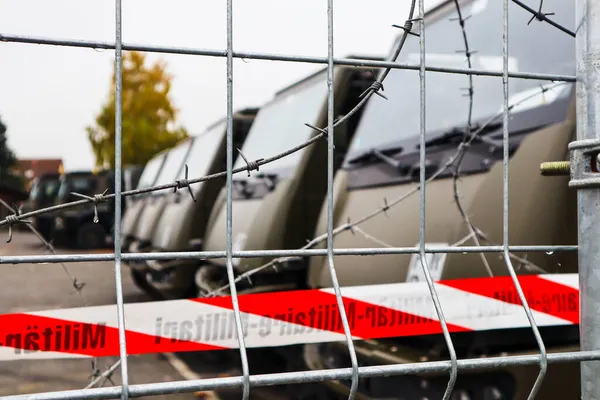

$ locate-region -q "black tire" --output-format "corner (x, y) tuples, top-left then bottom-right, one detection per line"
(130, 269), (149, 289)
(130, 269), (165, 300)
(76, 222), (107, 250)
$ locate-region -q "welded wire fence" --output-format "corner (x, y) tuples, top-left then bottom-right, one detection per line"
(0, 0), (598, 399)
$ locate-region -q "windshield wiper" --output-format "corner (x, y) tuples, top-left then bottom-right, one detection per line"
(422, 122), (503, 149)
(346, 146), (403, 166)
(232, 178), (254, 198)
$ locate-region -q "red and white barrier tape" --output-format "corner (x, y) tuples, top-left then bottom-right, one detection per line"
(0, 273), (579, 360)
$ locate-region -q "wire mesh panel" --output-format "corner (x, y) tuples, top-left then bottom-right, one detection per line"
(0, 0), (598, 399)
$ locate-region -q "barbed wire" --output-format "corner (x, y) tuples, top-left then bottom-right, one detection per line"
(447, 0), (574, 279)
(0, 53), (403, 232)
(86, 359), (121, 389)
(0, 198), (115, 386)
(0, 2), (576, 232)
(449, 0), (496, 278)
(511, 0), (575, 37)
(0, 200), (89, 303)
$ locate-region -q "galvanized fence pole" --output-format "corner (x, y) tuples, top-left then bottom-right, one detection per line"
(575, 0), (600, 397)
(112, 0), (130, 399)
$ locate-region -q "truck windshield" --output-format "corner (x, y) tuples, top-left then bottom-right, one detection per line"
(136, 154), (165, 190)
(30, 178), (60, 202)
(347, 0), (574, 155)
(57, 175), (95, 202)
(233, 73), (328, 175)
(152, 140), (192, 190)
(185, 122), (226, 179)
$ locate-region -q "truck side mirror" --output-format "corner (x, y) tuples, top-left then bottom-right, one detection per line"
(333, 115), (350, 162)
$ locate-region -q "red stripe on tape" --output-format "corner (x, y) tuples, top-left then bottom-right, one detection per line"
(195, 289), (472, 339)
(0, 313), (225, 357)
(439, 275), (579, 323)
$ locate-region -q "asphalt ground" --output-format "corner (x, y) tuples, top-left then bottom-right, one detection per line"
(0, 231), (315, 400)
(0, 231), (202, 399)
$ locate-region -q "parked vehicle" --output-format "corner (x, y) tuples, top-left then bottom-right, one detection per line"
(297, 0), (579, 398)
(125, 138), (194, 258)
(22, 172), (61, 240)
(126, 108), (258, 299)
(52, 169), (131, 249)
(121, 154), (168, 253)
(195, 61), (378, 297)
(103, 164), (145, 243)
(122, 164), (145, 212)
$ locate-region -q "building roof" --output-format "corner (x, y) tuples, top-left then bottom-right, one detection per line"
(15, 158), (64, 180)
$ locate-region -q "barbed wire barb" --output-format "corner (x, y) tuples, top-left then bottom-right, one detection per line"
(4, 203), (32, 243)
(174, 164), (196, 202)
(510, 0), (575, 37)
(392, 22), (419, 37)
(86, 359), (122, 389)
(304, 123), (328, 136)
(381, 197), (390, 218)
(71, 188), (109, 224)
(236, 148), (262, 177)
(358, 81), (387, 100)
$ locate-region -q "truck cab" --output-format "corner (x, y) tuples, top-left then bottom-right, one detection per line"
(52, 169), (127, 249)
(23, 172), (61, 240)
(194, 62), (379, 296)
(120, 153), (168, 252)
(127, 108), (258, 300)
(126, 138), (193, 255)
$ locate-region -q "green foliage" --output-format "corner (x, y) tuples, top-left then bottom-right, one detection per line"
(0, 116), (17, 173)
(86, 51), (189, 169)
(0, 116), (23, 191)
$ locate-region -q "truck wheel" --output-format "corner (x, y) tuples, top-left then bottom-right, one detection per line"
(130, 269), (164, 300)
(76, 223), (106, 250)
(130, 269), (150, 290)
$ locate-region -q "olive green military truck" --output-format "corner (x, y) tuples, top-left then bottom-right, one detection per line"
(23, 172), (61, 240)
(127, 108), (258, 299)
(195, 61), (378, 297)
(298, 0), (579, 398)
(121, 154), (167, 253)
(126, 137), (193, 258)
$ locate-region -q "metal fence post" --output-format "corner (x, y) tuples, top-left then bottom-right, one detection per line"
(575, 0), (600, 397)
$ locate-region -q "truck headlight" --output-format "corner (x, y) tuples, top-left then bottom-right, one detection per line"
(54, 217), (64, 229)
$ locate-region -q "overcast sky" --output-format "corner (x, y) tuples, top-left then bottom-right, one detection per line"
(0, 0), (444, 171)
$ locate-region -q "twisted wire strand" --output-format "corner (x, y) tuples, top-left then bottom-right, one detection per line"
(450, 0), (495, 277)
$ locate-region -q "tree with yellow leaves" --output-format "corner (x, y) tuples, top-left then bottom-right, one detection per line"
(86, 51), (189, 169)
